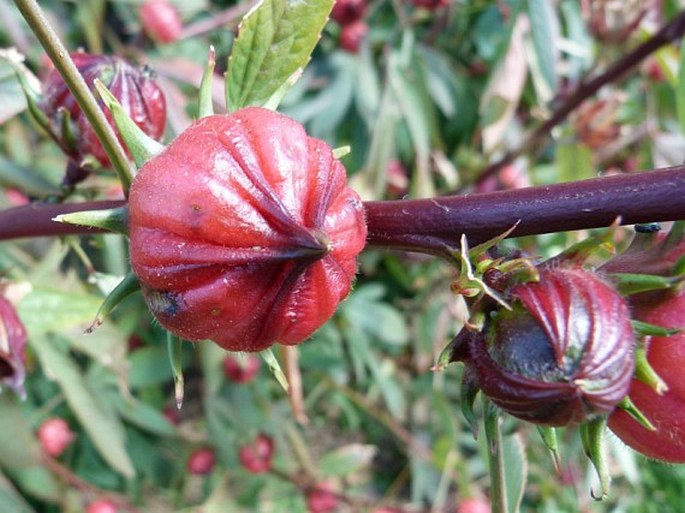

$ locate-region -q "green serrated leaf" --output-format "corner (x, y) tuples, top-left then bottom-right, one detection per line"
(225, 0), (334, 111)
(31, 334), (135, 478)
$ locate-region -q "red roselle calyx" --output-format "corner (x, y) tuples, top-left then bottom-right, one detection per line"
(187, 447), (216, 475)
(0, 295), (27, 396)
(41, 52), (166, 167)
(452, 266), (635, 426)
(128, 107), (367, 352)
(140, 0), (183, 44)
(223, 353), (260, 383)
(238, 433), (275, 474)
(37, 417), (75, 457)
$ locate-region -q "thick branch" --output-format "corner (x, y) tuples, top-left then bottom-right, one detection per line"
(475, 9), (685, 185)
(1, 169), (684, 257)
(0, 201), (125, 239)
(365, 167), (685, 255)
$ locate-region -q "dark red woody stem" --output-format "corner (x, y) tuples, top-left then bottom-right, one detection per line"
(364, 167), (685, 255)
(1, 168), (685, 254)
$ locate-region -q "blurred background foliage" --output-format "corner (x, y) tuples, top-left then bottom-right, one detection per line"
(1, 0), (685, 511)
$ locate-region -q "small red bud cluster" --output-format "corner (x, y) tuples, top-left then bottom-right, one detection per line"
(37, 417), (75, 457)
(331, 0), (368, 53)
(306, 482), (339, 513)
(86, 499), (118, 513)
(238, 433), (275, 474)
(187, 447), (216, 475)
(140, 0), (183, 44)
(222, 353), (261, 383)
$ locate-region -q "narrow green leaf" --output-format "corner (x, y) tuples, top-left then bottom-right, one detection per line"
(0, 155), (59, 197)
(31, 334), (135, 478)
(0, 470), (36, 513)
(0, 49), (31, 124)
(225, 0), (335, 111)
(18, 287), (102, 334)
(527, 0), (559, 97)
(0, 395), (43, 469)
(501, 433), (527, 513)
(677, 37), (685, 135)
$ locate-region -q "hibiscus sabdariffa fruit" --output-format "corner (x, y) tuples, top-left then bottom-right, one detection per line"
(452, 266), (635, 426)
(128, 107), (367, 352)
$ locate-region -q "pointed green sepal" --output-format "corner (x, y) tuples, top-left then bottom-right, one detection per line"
(547, 218), (620, 266)
(613, 273), (681, 296)
(94, 79), (165, 168)
(461, 369), (480, 439)
(632, 319), (684, 338)
(263, 68), (303, 111)
(580, 417), (611, 501)
(634, 344), (669, 394)
(85, 272), (141, 333)
(332, 146), (351, 159)
(167, 333), (185, 409)
(615, 396), (656, 431)
(58, 106), (77, 153)
(53, 206), (129, 235)
(260, 347), (289, 392)
(469, 222), (521, 259)
(536, 426), (561, 474)
(198, 46), (216, 118)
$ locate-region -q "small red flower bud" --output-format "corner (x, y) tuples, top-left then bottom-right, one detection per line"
(306, 482), (339, 513)
(0, 295), (27, 396)
(239, 433), (275, 474)
(331, 0), (367, 25)
(339, 20), (368, 53)
(37, 417), (75, 457)
(86, 499), (118, 513)
(187, 447), (216, 475)
(41, 52), (166, 167)
(140, 0), (183, 44)
(456, 497), (491, 513)
(453, 266), (635, 426)
(162, 405), (180, 425)
(129, 107), (367, 352)
(223, 353), (260, 383)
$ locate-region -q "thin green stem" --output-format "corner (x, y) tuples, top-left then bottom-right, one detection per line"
(484, 398), (508, 513)
(13, 0), (134, 194)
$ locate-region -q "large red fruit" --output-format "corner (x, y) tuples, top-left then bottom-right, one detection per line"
(129, 107), (367, 352)
(41, 52), (166, 166)
(609, 289), (685, 462)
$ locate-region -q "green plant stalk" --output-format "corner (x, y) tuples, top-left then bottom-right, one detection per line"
(13, 0), (134, 194)
(484, 397), (508, 513)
